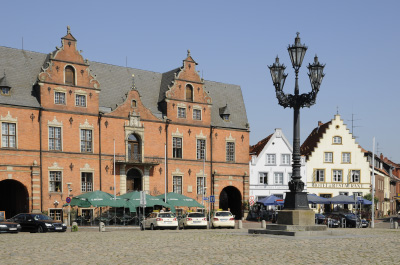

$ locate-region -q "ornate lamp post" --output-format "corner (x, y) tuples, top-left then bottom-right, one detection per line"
(268, 33), (325, 210)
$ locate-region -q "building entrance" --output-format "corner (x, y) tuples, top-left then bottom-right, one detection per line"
(0, 179), (29, 218)
(219, 186), (242, 220)
(126, 168), (142, 192)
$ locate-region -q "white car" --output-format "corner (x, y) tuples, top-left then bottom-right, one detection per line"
(211, 211), (235, 229)
(179, 212), (208, 229)
(141, 212), (178, 230)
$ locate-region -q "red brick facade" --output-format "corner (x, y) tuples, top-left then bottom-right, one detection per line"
(0, 28), (249, 219)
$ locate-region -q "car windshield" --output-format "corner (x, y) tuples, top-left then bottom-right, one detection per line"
(188, 213), (205, 218)
(31, 214), (52, 221)
(159, 213), (176, 218)
(344, 214), (357, 219)
(216, 212), (232, 217)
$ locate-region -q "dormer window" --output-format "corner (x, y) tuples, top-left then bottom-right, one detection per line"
(0, 74), (11, 96)
(219, 104), (231, 122)
(65, 66), (75, 85)
(1, 87), (10, 95)
(186, 84), (193, 101)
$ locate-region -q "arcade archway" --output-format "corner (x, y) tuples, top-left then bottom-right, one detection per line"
(0, 179), (29, 218)
(219, 186), (242, 220)
(126, 168), (143, 192)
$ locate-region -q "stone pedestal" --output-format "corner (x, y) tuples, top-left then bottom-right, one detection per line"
(277, 209), (315, 226)
(248, 209), (334, 237)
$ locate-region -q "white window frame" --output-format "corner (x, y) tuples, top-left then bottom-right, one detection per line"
(351, 170), (360, 183)
(1, 122), (17, 148)
(226, 141), (235, 162)
(81, 172), (93, 193)
(333, 170), (343, 182)
(259, 172), (268, 184)
(49, 171), (62, 192)
(333, 136), (342, 144)
(54, 91), (66, 105)
(197, 138), (206, 160)
(80, 129), (93, 153)
(197, 176), (206, 195)
(48, 208), (63, 221)
(342, 152), (351, 163)
(315, 169), (325, 182)
(178, 107), (186, 118)
(193, 108), (202, 120)
(274, 172), (284, 185)
(172, 137), (183, 159)
(173, 175), (183, 194)
(49, 126), (62, 151)
(324, 152), (333, 163)
(281, 154), (291, 165)
(266, 154), (276, 165)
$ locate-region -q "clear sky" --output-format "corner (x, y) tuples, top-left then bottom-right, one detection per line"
(2, 0), (400, 162)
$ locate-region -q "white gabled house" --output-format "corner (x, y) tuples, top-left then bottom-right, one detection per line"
(300, 115), (371, 213)
(249, 128), (307, 202)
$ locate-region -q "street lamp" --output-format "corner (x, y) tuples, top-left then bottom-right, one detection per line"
(268, 33), (325, 210)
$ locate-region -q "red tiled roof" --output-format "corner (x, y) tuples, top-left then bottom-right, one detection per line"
(250, 134), (273, 157)
(300, 121), (332, 157)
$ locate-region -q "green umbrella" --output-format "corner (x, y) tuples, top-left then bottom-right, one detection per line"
(119, 191), (172, 212)
(70, 190), (126, 207)
(157, 192), (204, 208)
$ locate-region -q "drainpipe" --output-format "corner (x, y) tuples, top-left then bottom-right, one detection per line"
(210, 126), (214, 211)
(98, 114), (102, 190)
(39, 108), (43, 212)
(165, 119), (171, 193)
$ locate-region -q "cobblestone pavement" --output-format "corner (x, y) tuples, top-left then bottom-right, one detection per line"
(1, 224), (400, 265)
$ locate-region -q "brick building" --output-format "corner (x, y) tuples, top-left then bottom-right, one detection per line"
(0, 27), (249, 220)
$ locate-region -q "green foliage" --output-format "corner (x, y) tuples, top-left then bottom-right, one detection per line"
(364, 193), (379, 204)
(71, 225), (78, 232)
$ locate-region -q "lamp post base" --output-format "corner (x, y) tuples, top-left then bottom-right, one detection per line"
(283, 191), (309, 210)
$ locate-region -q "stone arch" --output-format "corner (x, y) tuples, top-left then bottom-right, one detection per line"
(126, 167), (143, 192)
(0, 179), (29, 218)
(219, 186), (242, 220)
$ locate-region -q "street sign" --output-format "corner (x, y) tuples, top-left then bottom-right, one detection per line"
(249, 195), (255, 206)
(203, 197), (209, 201)
(66, 197), (71, 203)
(210, 195), (215, 203)
(140, 191), (146, 206)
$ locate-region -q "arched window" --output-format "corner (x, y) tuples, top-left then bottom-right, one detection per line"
(186, 84), (193, 101)
(128, 134), (141, 162)
(65, 66), (75, 85)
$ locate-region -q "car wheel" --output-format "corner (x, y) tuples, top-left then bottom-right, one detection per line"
(37, 225), (44, 233)
(140, 224), (144, 231)
(150, 224), (155, 230)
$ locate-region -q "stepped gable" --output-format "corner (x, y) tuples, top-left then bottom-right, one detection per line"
(300, 120), (332, 157)
(250, 134), (273, 157)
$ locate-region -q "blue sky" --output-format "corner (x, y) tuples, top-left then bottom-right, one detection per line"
(2, 1), (400, 162)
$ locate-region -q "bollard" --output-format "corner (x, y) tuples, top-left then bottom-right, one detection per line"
(238, 220), (242, 229)
(394, 222), (399, 229)
(99, 221), (105, 232)
(261, 220), (266, 229)
(71, 222), (78, 232)
(390, 218), (394, 229)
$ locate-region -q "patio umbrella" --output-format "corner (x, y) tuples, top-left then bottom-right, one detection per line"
(328, 194), (356, 204)
(157, 192), (204, 208)
(348, 196), (372, 205)
(257, 195), (284, 206)
(119, 191), (171, 212)
(69, 190), (126, 207)
(307, 194), (330, 204)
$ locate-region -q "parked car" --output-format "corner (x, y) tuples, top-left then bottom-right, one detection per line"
(315, 213), (326, 224)
(360, 218), (369, 228)
(211, 211), (235, 229)
(140, 212), (178, 230)
(8, 213), (67, 233)
(339, 213), (360, 228)
(326, 218), (340, 228)
(179, 212), (208, 229)
(0, 218), (21, 233)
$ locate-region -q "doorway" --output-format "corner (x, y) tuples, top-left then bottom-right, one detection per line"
(219, 186), (242, 220)
(126, 168), (142, 192)
(0, 179), (29, 218)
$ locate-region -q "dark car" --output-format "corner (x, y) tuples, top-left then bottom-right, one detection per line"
(339, 213), (360, 228)
(315, 213), (326, 224)
(0, 218), (21, 233)
(9, 213), (67, 233)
